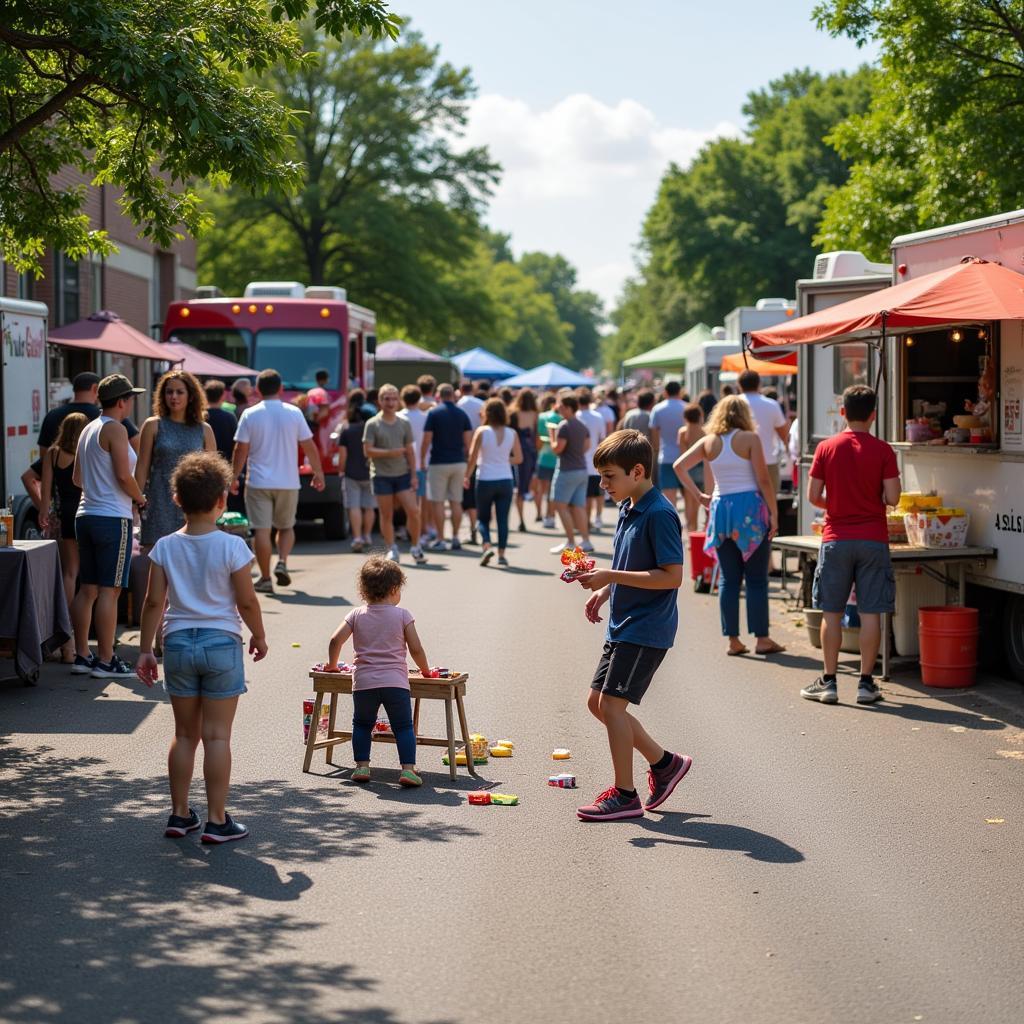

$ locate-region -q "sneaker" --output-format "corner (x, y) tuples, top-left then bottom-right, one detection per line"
(387, 546), (401, 562)
(450, 538), (462, 551)
(201, 814), (249, 845)
(645, 753), (693, 811)
(351, 538), (365, 553)
(351, 765), (371, 783)
(857, 679), (884, 704)
(479, 548), (494, 566)
(411, 545), (427, 564)
(90, 655), (134, 679)
(550, 542), (572, 554)
(578, 539), (595, 553)
(577, 786), (644, 822)
(273, 561), (291, 586)
(497, 555), (509, 566)
(164, 807), (201, 838)
(591, 520), (603, 532)
(70, 653), (97, 675)
(427, 537), (447, 551)
(542, 517), (556, 529)
(254, 577), (274, 594)
(800, 676), (839, 704)
(399, 769), (423, 787)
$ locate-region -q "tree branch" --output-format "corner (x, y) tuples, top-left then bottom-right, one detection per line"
(0, 74), (95, 153)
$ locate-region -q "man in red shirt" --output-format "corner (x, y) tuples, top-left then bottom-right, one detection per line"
(801, 385), (901, 705)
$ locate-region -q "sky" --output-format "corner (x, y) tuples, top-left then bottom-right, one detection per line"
(397, 0), (877, 312)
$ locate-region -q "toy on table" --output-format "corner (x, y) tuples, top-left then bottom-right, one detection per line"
(311, 661), (352, 673)
(558, 546), (596, 583)
(548, 773), (577, 788)
(489, 793), (519, 806)
(373, 716), (391, 734)
(302, 698), (330, 743)
(422, 666), (458, 678)
(552, 748), (572, 760)
(467, 792), (491, 805)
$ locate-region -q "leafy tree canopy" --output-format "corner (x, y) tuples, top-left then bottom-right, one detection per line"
(815, 0), (1024, 258)
(0, 0), (400, 272)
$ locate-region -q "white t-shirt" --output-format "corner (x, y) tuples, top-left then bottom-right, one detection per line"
(578, 408), (606, 474)
(399, 406), (430, 470)
(598, 404), (617, 431)
(457, 394), (485, 425)
(149, 530), (253, 638)
(741, 392), (786, 466)
(234, 399), (313, 489)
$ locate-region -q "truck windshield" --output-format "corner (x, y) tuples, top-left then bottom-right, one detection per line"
(254, 329), (341, 390)
(169, 327), (252, 366)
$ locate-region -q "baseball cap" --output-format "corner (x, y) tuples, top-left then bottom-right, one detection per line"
(72, 371), (100, 392)
(98, 373), (146, 403)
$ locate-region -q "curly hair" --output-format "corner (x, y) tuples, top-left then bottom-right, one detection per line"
(357, 556), (406, 603)
(172, 451), (233, 514)
(705, 394), (754, 436)
(153, 370), (206, 426)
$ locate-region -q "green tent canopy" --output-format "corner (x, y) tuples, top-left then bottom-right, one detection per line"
(621, 323), (714, 370)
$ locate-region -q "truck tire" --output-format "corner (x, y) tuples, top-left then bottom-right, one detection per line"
(322, 503), (346, 541)
(1003, 595), (1024, 684)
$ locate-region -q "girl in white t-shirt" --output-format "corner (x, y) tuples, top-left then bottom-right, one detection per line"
(137, 452), (268, 845)
(326, 557), (431, 787)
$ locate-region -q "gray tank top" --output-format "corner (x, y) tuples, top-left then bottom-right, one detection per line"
(76, 416), (136, 519)
(141, 418), (206, 545)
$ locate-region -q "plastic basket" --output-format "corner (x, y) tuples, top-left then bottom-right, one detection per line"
(904, 512), (969, 549)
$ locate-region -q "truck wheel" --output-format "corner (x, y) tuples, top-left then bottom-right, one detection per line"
(323, 504), (346, 541)
(1003, 595), (1024, 684)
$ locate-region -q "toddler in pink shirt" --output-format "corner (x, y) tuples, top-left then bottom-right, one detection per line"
(327, 556), (430, 786)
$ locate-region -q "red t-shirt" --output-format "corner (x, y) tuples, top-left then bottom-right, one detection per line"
(809, 430), (899, 543)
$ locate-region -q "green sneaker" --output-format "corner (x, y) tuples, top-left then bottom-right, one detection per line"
(351, 765), (371, 783)
(399, 769), (423, 787)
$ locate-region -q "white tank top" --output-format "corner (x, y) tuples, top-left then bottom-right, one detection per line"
(76, 416), (136, 518)
(710, 430), (758, 496)
(477, 426), (515, 481)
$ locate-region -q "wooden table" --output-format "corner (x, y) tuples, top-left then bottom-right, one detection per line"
(304, 671), (479, 779)
(771, 535), (995, 680)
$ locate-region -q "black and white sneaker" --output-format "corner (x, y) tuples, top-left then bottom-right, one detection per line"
(91, 655), (134, 679)
(857, 679), (884, 704)
(800, 676), (838, 703)
(70, 653), (97, 674)
(273, 561), (291, 586)
(201, 814), (249, 845)
(165, 807), (201, 838)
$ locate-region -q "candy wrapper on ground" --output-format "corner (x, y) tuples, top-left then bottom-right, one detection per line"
(490, 794), (519, 806)
(302, 698), (330, 743)
(467, 792), (491, 805)
(558, 546), (596, 583)
(548, 773), (576, 788)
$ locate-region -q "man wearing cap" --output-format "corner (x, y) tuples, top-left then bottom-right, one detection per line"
(70, 374), (149, 679)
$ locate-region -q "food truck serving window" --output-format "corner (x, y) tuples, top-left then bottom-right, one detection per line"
(834, 343), (871, 395)
(900, 324), (996, 446)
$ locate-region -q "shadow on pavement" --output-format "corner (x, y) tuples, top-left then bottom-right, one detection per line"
(0, 738), (477, 1023)
(629, 812), (805, 863)
(270, 590), (353, 606)
(840, 695), (1009, 730)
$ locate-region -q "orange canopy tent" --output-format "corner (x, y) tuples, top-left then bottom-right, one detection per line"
(750, 258), (1024, 348)
(720, 352), (797, 374)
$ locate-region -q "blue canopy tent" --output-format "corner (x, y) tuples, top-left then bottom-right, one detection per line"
(452, 346), (524, 380)
(501, 362), (592, 389)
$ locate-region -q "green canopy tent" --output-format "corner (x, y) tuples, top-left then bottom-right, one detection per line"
(621, 323), (714, 371)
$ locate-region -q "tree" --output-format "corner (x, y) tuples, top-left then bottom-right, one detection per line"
(518, 252), (604, 369)
(814, 0), (1024, 256)
(0, 0), (400, 272)
(198, 24), (499, 339)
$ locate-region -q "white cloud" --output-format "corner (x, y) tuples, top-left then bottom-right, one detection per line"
(458, 92), (739, 310)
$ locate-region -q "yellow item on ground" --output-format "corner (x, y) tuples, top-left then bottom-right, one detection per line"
(552, 748), (572, 760)
(489, 745), (512, 757)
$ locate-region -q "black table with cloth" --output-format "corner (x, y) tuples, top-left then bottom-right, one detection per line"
(0, 540), (72, 684)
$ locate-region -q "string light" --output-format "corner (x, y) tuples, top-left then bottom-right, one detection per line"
(951, 329), (963, 343)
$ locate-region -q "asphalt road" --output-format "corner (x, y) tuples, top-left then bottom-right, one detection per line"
(2, 520), (1023, 1024)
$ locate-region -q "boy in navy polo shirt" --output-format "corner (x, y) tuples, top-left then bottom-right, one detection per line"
(576, 429), (692, 821)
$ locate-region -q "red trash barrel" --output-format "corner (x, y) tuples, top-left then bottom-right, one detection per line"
(689, 531), (714, 582)
(917, 606), (979, 688)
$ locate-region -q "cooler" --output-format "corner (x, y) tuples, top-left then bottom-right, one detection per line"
(689, 531), (714, 594)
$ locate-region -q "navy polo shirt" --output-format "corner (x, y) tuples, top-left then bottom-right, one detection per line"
(425, 401), (472, 464)
(607, 486), (683, 649)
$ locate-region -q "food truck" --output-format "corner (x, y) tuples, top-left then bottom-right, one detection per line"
(685, 338), (741, 399)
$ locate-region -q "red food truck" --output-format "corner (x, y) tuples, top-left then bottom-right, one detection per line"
(163, 282), (377, 539)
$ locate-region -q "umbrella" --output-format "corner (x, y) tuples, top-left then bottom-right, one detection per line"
(501, 362), (592, 389)
(49, 310), (171, 361)
(452, 346), (524, 380)
(375, 339), (445, 361)
(160, 340), (256, 378)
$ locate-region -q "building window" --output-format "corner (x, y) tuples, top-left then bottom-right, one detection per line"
(55, 252), (80, 325)
(17, 272), (34, 300)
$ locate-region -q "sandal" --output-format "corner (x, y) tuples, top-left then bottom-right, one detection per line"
(726, 644), (749, 657)
(755, 641), (787, 656)
(351, 765), (371, 783)
(399, 769), (423, 787)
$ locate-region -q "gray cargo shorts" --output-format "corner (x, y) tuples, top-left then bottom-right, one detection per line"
(813, 540), (895, 614)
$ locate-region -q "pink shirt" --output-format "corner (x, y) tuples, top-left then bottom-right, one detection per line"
(344, 603), (414, 690)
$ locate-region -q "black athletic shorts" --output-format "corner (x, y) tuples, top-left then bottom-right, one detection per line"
(586, 474), (602, 498)
(590, 641), (667, 706)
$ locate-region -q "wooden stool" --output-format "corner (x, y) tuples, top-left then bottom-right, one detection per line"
(303, 671), (479, 780)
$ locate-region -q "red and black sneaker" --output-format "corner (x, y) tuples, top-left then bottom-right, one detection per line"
(644, 753), (693, 811)
(577, 786), (644, 822)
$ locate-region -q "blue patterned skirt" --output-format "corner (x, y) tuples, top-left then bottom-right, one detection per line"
(704, 490), (770, 563)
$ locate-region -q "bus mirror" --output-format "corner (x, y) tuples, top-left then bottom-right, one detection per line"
(365, 334), (377, 354)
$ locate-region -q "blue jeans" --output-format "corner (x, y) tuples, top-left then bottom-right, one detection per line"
(163, 628), (247, 699)
(716, 537), (771, 638)
(352, 687), (416, 764)
(476, 478), (514, 549)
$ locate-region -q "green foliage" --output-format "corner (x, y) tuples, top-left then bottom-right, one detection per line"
(814, 0), (1024, 256)
(0, 0), (400, 273)
(198, 25), (499, 340)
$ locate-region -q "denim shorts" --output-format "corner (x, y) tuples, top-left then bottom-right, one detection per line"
(76, 515), (132, 588)
(658, 462), (680, 491)
(371, 472), (412, 496)
(552, 468), (588, 507)
(416, 468), (427, 498)
(163, 628), (247, 700)
(813, 540), (895, 614)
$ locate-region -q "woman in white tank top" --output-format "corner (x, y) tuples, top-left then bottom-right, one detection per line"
(465, 398), (523, 566)
(672, 395), (784, 657)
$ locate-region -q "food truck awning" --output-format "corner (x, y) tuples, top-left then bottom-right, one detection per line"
(49, 310), (171, 360)
(720, 352), (797, 374)
(750, 258), (1024, 347)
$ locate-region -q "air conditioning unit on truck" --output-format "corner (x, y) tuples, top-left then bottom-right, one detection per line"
(1, 298), (48, 540)
(163, 282), (377, 540)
